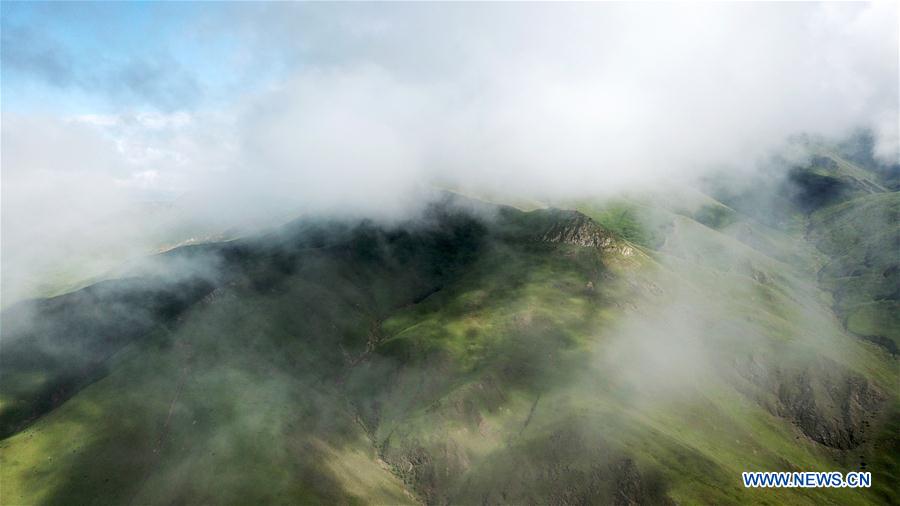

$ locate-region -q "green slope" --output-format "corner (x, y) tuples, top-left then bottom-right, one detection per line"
(808, 192), (900, 353)
(1, 191), (897, 505)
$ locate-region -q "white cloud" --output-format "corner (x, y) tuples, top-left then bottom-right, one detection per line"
(226, 2), (898, 205)
(2, 2), (898, 303)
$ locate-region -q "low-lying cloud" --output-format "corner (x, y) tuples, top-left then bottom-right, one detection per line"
(2, 2), (898, 303)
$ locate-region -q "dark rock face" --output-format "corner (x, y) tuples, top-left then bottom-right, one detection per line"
(734, 356), (884, 450)
(776, 371), (883, 450)
(384, 423), (677, 506)
(385, 441), (469, 506)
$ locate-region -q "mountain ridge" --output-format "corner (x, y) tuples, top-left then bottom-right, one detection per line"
(1, 168), (898, 505)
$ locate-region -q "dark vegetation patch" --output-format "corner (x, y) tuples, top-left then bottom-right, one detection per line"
(693, 204), (739, 230)
(786, 168), (855, 213)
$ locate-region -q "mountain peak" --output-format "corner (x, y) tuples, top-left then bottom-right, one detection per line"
(539, 210), (635, 256)
(540, 211), (611, 248)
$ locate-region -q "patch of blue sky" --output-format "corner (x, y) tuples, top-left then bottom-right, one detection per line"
(2, 2), (276, 115)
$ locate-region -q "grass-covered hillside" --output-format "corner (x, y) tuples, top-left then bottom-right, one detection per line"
(808, 192), (900, 353)
(1, 180), (897, 504)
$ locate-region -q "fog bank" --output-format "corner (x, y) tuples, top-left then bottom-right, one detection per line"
(2, 2), (898, 303)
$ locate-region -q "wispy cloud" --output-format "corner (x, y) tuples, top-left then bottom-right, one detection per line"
(1, 2), (897, 303)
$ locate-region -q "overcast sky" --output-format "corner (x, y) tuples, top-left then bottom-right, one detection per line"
(2, 2), (898, 302)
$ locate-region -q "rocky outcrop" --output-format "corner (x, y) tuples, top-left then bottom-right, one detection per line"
(540, 211), (635, 256)
(613, 458), (676, 506)
(541, 212), (614, 248)
(734, 356), (884, 450)
(775, 370), (882, 450)
(385, 440), (470, 505)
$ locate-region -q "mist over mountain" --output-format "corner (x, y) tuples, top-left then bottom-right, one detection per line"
(3, 2), (898, 304)
(1, 3), (898, 505)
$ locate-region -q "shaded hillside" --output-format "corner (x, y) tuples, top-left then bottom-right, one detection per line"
(0, 276), (216, 439)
